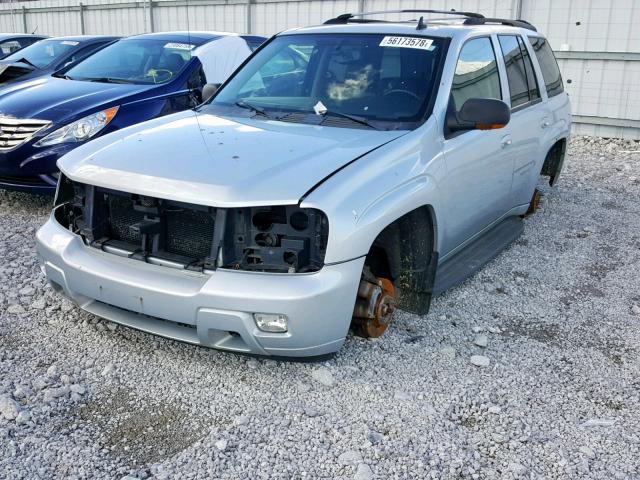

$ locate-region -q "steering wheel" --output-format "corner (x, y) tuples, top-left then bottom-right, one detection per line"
(144, 69), (174, 84)
(383, 89), (421, 101)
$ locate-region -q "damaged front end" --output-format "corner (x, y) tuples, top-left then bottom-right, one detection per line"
(53, 175), (329, 274)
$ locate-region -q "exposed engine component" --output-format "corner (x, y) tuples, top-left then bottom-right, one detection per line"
(352, 270), (397, 338)
(53, 175), (328, 273)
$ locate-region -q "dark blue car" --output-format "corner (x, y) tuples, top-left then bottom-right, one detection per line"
(0, 35), (119, 84)
(0, 31), (265, 193)
(0, 34), (48, 59)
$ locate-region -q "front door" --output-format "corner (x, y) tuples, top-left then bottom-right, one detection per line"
(440, 36), (514, 257)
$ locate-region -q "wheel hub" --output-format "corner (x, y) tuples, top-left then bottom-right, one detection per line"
(352, 276), (397, 338)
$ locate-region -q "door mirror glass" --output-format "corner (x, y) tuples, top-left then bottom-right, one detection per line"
(446, 97), (510, 132)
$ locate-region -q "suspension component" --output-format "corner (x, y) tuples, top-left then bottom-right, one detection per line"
(352, 275), (397, 338)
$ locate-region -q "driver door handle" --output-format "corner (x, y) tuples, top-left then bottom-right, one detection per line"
(501, 135), (512, 149)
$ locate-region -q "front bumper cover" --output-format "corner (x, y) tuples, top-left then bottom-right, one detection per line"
(0, 143), (75, 194)
(36, 216), (364, 357)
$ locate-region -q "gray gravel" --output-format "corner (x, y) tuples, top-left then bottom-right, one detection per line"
(1, 136), (640, 479)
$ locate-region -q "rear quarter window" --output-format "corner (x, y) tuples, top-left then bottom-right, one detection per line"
(528, 37), (564, 97)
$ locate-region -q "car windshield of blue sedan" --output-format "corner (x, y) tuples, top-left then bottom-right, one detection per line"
(3, 39), (79, 69)
(64, 38), (194, 84)
(210, 33), (445, 129)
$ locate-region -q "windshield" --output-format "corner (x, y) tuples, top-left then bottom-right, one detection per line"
(210, 33), (445, 129)
(65, 38), (194, 84)
(3, 39), (78, 69)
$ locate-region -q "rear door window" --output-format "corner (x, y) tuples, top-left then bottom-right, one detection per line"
(498, 35), (540, 109)
(528, 37), (564, 97)
(451, 37), (502, 113)
(518, 36), (540, 101)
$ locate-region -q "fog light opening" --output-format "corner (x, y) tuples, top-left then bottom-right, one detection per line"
(253, 313), (288, 333)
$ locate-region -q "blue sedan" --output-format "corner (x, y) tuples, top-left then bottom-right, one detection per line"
(0, 36), (119, 85)
(0, 34), (48, 59)
(0, 31), (265, 193)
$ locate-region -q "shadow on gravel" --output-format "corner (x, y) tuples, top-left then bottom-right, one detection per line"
(500, 317), (562, 346)
(72, 388), (210, 466)
(0, 190), (52, 211)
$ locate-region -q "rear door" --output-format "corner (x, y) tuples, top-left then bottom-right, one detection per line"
(528, 36), (571, 185)
(496, 34), (546, 208)
(441, 36), (514, 255)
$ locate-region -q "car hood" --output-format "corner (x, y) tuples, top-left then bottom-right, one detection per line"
(58, 110), (407, 207)
(0, 76), (152, 122)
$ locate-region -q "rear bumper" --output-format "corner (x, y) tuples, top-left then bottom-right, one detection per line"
(36, 215), (364, 357)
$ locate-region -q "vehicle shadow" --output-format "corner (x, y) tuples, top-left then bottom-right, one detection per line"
(0, 189), (53, 215)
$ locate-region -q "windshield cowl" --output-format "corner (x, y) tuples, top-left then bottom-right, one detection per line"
(208, 102), (410, 131)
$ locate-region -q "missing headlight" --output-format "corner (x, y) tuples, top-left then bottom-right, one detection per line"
(52, 178), (329, 274)
(221, 206), (328, 273)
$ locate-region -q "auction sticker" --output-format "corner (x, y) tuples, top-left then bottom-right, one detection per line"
(164, 42), (195, 50)
(379, 36), (434, 50)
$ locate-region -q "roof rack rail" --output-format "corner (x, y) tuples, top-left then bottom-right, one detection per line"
(463, 17), (537, 31)
(324, 9), (485, 25)
(323, 10), (537, 32)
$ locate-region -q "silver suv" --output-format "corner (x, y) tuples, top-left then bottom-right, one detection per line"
(36, 10), (571, 358)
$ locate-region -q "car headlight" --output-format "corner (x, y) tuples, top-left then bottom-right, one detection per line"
(35, 106), (119, 147)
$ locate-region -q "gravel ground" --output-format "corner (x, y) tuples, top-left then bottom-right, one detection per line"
(1, 136), (639, 479)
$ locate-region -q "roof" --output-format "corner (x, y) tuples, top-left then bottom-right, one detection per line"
(44, 35), (120, 42)
(0, 33), (47, 40)
(282, 21), (541, 39)
(127, 31), (240, 46)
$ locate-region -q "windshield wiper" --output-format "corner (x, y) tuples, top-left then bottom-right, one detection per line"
(234, 100), (280, 120)
(13, 57), (37, 69)
(83, 77), (136, 84)
(320, 110), (381, 130)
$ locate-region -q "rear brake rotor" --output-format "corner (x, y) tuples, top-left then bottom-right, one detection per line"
(352, 276), (397, 338)
(526, 188), (542, 215)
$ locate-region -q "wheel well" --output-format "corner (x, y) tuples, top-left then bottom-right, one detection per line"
(541, 138), (567, 186)
(363, 206), (438, 315)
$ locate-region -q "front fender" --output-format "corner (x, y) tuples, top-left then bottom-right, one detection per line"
(302, 118), (446, 264)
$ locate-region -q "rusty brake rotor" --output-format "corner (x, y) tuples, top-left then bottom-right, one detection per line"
(352, 276), (397, 338)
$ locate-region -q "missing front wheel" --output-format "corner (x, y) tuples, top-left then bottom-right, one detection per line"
(351, 270), (397, 338)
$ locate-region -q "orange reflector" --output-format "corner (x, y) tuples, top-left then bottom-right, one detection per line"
(103, 106), (120, 124)
(476, 123), (506, 130)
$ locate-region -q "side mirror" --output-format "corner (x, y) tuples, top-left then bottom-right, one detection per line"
(446, 98), (510, 132)
(202, 83), (221, 103)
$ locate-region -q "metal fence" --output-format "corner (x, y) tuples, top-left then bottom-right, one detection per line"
(0, 0), (638, 139)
